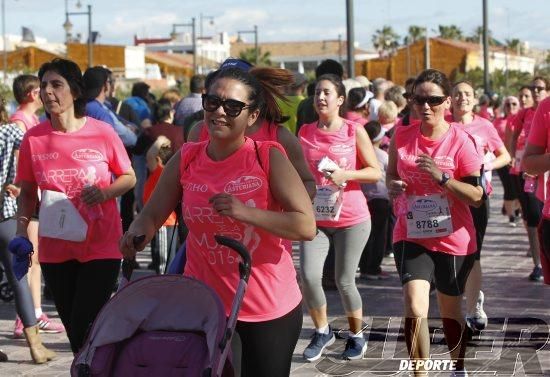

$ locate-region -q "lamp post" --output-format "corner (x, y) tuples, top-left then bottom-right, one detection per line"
(345, 0), (355, 78)
(237, 25), (258, 65)
(64, 2), (93, 68)
(171, 18), (196, 73)
(199, 13), (214, 38)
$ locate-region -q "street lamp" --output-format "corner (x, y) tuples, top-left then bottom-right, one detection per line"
(237, 25), (258, 65)
(171, 18), (196, 73)
(199, 13), (214, 38)
(2, 0), (7, 83)
(64, 2), (93, 68)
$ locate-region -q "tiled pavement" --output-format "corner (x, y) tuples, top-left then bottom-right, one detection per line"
(0, 180), (549, 376)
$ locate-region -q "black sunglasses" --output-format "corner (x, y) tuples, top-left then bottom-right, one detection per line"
(530, 85), (546, 92)
(202, 94), (251, 117)
(411, 95), (447, 106)
(505, 102), (519, 107)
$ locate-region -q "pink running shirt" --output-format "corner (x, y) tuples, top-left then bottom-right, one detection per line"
(10, 109), (39, 132)
(451, 115), (504, 195)
(393, 123), (482, 256)
(492, 116), (509, 142)
(527, 97), (550, 220)
(16, 117), (132, 263)
(299, 120), (370, 228)
(510, 107), (536, 174)
(181, 138), (301, 322)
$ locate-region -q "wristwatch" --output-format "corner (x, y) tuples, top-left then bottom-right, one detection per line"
(438, 172), (451, 186)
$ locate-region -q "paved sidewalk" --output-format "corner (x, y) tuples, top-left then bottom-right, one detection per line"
(0, 180), (549, 376)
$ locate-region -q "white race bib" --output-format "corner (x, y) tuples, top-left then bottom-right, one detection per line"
(313, 185), (344, 221)
(39, 190), (88, 242)
(406, 194), (453, 239)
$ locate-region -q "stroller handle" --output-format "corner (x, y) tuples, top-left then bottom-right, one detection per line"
(214, 235), (251, 282)
(121, 235), (146, 282)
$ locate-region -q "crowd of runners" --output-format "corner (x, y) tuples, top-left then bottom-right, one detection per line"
(0, 55), (548, 376)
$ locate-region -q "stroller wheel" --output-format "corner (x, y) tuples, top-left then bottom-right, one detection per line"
(0, 282), (14, 302)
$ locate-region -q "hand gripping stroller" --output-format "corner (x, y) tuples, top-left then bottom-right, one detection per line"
(71, 235), (252, 377)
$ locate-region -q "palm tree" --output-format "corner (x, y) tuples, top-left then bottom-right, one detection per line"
(239, 48), (272, 66)
(404, 25), (425, 45)
(438, 25), (464, 41)
(466, 26), (501, 46)
(505, 38), (523, 55)
(372, 25), (400, 57)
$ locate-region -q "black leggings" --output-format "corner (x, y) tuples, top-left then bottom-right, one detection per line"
(0, 218), (36, 327)
(513, 174), (543, 227)
(496, 167), (517, 201)
(41, 259), (120, 353)
(235, 302), (302, 377)
(470, 198), (490, 260)
(360, 198), (390, 274)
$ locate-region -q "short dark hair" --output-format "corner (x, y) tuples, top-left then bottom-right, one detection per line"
(154, 98), (173, 122)
(12, 74), (40, 104)
(315, 59), (344, 79)
(190, 74), (206, 93)
(131, 82), (150, 99)
(532, 76), (549, 88)
(348, 87), (368, 109)
(364, 120), (382, 141)
(38, 58), (86, 118)
(413, 69), (451, 97)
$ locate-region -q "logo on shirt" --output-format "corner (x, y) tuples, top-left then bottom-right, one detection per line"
(183, 183), (208, 193)
(329, 144), (353, 155)
(32, 152), (59, 162)
(71, 149), (104, 161)
(224, 176), (262, 195)
(433, 156), (455, 169)
(412, 199), (438, 212)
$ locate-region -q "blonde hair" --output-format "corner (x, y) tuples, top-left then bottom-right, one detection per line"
(377, 100), (398, 124)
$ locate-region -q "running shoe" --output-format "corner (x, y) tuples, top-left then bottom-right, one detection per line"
(303, 327), (335, 362)
(508, 216), (517, 227)
(0, 349), (7, 362)
(13, 316), (24, 339)
(466, 291), (487, 332)
(529, 266), (543, 282)
(341, 336), (367, 360)
(37, 313), (65, 334)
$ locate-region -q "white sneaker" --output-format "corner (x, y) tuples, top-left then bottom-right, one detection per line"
(466, 291), (487, 331)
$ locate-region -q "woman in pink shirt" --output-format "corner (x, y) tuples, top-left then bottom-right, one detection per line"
(494, 96), (521, 226)
(387, 69), (483, 375)
(523, 95), (550, 285)
(509, 78), (548, 282)
(450, 81), (511, 334)
(15, 59), (136, 354)
(299, 74), (381, 361)
(120, 67), (316, 377)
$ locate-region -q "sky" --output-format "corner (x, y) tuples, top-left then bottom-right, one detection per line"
(5, 0), (550, 51)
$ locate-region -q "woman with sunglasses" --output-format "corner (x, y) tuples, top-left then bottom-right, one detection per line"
(449, 81), (511, 333)
(387, 69), (483, 376)
(509, 77), (548, 282)
(299, 73), (381, 361)
(188, 63), (316, 200)
(120, 67), (316, 377)
(494, 96), (521, 226)
(523, 95), (550, 285)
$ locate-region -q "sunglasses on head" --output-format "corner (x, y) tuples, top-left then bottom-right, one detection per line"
(530, 85), (546, 92)
(411, 95), (447, 106)
(202, 94), (251, 117)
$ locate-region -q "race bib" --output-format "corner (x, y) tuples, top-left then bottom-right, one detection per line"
(39, 190), (88, 242)
(313, 185), (344, 221)
(406, 194), (452, 239)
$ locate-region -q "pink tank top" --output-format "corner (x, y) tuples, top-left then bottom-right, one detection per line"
(10, 110), (39, 132)
(298, 119), (370, 228)
(180, 138), (301, 322)
(198, 119), (279, 142)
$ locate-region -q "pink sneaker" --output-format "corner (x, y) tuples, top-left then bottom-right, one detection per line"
(37, 313), (65, 334)
(13, 316), (24, 339)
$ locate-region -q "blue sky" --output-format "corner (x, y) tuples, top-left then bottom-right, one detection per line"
(5, 0), (550, 50)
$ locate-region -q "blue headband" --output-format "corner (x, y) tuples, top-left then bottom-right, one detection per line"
(219, 58), (253, 72)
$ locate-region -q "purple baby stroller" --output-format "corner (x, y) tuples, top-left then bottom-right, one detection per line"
(71, 235), (251, 377)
